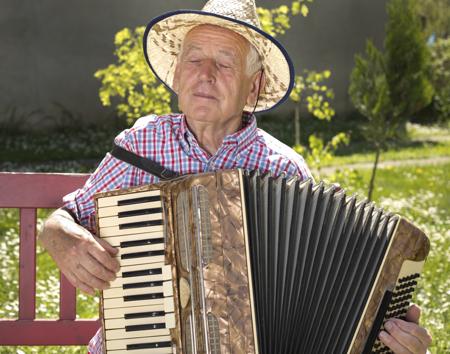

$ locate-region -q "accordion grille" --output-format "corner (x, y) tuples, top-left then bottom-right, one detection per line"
(195, 186), (213, 264)
(207, 313), (221, 354)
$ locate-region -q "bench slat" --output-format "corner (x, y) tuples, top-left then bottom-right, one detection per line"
(18, 208), (37, 320)
(0, 172), (90, 208)
(60, 273), (76, 320)
(0, 319), (100, 345)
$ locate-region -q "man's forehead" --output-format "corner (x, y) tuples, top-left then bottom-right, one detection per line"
(182, 24), (249, 55)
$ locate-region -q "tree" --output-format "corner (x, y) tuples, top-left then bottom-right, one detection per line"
(384, 0), (434, 136)
(414, 0), (450, 39)
(349, 0), (434, 200)
(429, 38), (450, 123)
(94, 27), (171, 125)
(290, 70), (335, 146)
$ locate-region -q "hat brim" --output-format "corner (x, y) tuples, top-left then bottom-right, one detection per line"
(143, 10), (295, 113)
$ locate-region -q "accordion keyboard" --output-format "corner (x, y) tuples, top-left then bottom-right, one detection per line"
(97, 190), (176, 354)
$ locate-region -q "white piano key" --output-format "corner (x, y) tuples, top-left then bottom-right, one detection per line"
(105, 313), (175, 330)
(100, 224), (164, 237)
(99, 213), (163, 228)
(105, 327), (171, 340)
(120, 254), (165, 267)
(103, 295), (175, 311)
(104, 280), (173, 299)
(99, 201), (162, 218)
(106, 335), (172, 350)
(98, 190), (161, 208)
(117, 242), (165, 257)
(103, 231), (164, 247)
(104, 304), (166, 319)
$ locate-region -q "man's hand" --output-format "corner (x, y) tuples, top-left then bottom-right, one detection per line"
(379, 304), (432, 354)
(39, 209), (120, 295)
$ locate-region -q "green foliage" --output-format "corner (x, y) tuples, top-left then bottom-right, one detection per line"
(290, 70), (335, 120)
(94, 27), (171, 125)
(294, 132), (349, 178)
(385, 0), (434, 122)
(429, 37), (450, 122)
(349, 40), (395, 147)
(257, 0), (312, 36)
(414, 0), (450, 39)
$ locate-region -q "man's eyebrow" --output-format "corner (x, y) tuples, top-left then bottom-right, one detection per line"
(218, 49), (238, 61)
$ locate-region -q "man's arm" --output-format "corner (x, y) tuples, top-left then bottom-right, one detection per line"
(39, 208), (120, 295)
(380, 304), (432, 354)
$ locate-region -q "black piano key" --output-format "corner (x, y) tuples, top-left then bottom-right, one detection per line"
(121, 250), (165, 260)
(127, 341), (172, 350)
(124, 310), (165, 319)
(122, 268), (162, 278)
(124, 293), (164, 302)
(118, 207), (163, 218)
(120, 238), (165, 248)
(119, 219), (163, 229)
(118, 195), (161, 206)
(123, 281), (163, 289)
(125, 322), (166, 332)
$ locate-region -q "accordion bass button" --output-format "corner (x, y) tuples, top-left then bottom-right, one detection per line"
(179, 277), (191, 309)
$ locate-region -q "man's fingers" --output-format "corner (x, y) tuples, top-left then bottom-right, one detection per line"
(81, 251), (117, 283)
(74, 261), (111, 291)
(379, 330), (412, 354)
(95, 236), (119, 256)
(392, 318), (432, 348)
(383, 320), (422, 353)
(65, 270), (95, 296)
(89, 237), (120, 273)
(380, 318), (432, 354)
(405, 304), (421, 324)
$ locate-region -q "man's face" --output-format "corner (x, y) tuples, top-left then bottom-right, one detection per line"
(173, 25), (261, 127)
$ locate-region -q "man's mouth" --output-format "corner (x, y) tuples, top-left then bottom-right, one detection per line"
(193, 92), (217, 100)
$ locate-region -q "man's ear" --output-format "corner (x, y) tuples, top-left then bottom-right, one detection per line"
(246, 70), (266, 107)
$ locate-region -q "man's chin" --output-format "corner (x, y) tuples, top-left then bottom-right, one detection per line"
(185, 106), (220, 121)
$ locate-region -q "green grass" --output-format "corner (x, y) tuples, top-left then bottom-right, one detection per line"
(324, 139), (450, 166)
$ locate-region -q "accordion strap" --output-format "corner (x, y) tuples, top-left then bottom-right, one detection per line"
(110, 143), (180, 180)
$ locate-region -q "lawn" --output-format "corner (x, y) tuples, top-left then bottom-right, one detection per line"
(0, 124), (448, 353)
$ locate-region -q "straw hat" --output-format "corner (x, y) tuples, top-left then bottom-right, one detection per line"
(143, 0), (295, 113)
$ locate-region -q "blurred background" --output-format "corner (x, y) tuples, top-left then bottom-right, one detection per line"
(0, 0), (448, 353)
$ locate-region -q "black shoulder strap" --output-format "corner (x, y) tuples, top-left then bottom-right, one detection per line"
(110, 143), (180, 180)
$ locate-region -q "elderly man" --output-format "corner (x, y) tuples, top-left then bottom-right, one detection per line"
(40, 0), (431, 353)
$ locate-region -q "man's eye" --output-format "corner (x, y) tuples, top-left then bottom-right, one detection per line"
(218, 63), (231, 69)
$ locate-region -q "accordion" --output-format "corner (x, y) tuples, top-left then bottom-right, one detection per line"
(95, 169), (430, 354)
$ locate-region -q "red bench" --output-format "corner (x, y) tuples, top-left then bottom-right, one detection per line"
(0, 172), (100, 346)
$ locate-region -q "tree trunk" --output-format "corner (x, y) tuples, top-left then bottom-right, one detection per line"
(294, 104), (300, 146)
(368, 145), (381, 201)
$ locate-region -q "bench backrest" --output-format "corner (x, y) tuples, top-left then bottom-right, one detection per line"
(0, 172), (100, 345)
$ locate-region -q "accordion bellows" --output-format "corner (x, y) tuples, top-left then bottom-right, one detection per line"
(95, 169), (430, 354)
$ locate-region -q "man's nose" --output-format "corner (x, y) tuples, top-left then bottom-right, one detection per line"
(198, 59), (217, 83)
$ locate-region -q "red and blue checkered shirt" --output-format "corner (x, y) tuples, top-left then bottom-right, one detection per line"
(64, 112), (311, 353)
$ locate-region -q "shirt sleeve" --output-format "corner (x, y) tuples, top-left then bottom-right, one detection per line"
(62, 128), (139, 233)
(87, 327), (103, 354)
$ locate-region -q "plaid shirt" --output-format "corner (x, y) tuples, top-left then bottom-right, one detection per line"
(65, 112), (311, 354)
